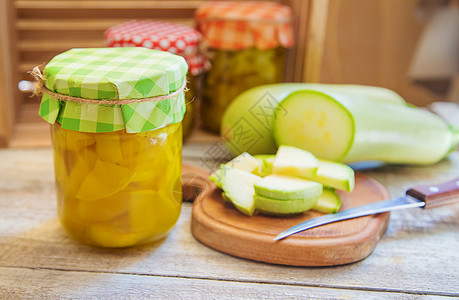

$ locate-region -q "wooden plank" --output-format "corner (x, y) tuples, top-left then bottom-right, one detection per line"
(19, 62), (48, 73)
(302, 0), (329, 82)
(15, 1), (205, 9)
(8, 121), (51, 148)
(17, 18), (195, 30)
(0, 148), (458, 296)
(0, 0), (20, 147)
(282, 0), (311, 82)
(17, 8), (196, 20)
(318, 0), (443, 106)
(18, 39), (104, 51)
(1, 267), (439, 299)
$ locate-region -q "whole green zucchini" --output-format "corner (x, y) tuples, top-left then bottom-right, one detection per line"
(273, 90), (455, 165)
(221, 83), (407, 156)
(220, 83), (406, 155)
(221, 84), (458, 165)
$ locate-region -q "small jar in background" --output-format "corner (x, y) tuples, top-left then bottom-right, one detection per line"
(38, 47), (188, 247)
(195, 1), (294, 133)
(105, 20), (209, 139)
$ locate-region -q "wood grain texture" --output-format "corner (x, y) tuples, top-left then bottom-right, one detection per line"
(302, 0), (329, 83)
(0, 148), (458, 297)
(192, 173), (390, 266)
(1, 267), (439, 300)
(318, 0), (443, 106)
(0, 0), (20, 146)
(11, 0), (304, 105)
(4, 0), (306, 148)
(406, 177), (459, 209)
(282, 0), (311, 82)
(2, 0), (440, 148)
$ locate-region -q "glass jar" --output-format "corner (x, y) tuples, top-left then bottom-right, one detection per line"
(201, 48), (286, 133)
(196, 1), (294, 133)
(38, 47), (188, 247)
(51, 122), (182, 247)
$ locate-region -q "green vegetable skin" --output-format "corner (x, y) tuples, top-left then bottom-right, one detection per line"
(211, 148), (348, 216)
(220, 166), (261, 216)
(254, 174), (323, 200)
(274, 90), (455, 164)
(313, 189), (341, 214)
(252, 154), (275, 177)
(221, 83), (407, 156)
(255, 194), (319, 215)
(221, 83), (458, 164)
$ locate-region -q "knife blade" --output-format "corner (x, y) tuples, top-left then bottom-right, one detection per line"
(274, 177), (459, 241)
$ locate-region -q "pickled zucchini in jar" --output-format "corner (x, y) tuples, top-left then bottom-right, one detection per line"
(39, 47), (188, 248)
(201, 48), (286, 133)
(51, 122), (183, 248)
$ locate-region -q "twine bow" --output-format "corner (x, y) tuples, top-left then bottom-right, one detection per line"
(28, 66), (187, 105)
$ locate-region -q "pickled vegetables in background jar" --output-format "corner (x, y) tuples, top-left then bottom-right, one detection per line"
(105, 20), (210, 139)
(195, 1), (294, 133)
(37, 47), (188, 247)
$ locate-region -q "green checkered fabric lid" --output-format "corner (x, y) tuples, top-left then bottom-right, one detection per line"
(38, 47), (188, 133)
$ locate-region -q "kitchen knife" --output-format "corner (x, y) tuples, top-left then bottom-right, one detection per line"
(274, 177), (459, 241)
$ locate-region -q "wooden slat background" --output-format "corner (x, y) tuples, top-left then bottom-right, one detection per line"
(5, 0), (310, 147)
(14, 0), (306, 104)
(1, 0), (444, 147)
(318, 0), (443, 106)
(0, 0), (20, 147)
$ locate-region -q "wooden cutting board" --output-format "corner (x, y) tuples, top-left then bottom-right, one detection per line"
(183, 164), (390, 266)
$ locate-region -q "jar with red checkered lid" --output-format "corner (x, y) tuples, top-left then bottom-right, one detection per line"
(195, 1), (294, 133)
(105, 20), (210, 138)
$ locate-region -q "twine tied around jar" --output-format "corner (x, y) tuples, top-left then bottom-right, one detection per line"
(29, 66), (188, 105)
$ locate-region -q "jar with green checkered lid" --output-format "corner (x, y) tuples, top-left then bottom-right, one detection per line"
(37, 47), (187, 247)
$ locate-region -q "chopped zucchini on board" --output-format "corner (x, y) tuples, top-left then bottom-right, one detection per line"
(209, 153), (260, 188)
(252, 154), (275, 177)
(273, 145), (319, 178)
(211, 146), (354, 216)
(313, 189), (342, 214)
(226, 152), (260, 173)
(220, 166), (261, 216)
(314, 160), (354, 192)
(209, 169), (223, 189)
(254, 174), (322, 201)
(255, 194), (319, 216)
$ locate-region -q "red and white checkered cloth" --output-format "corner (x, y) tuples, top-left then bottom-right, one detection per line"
(195, 1), (294, 50)
(104, 20), (209, 75)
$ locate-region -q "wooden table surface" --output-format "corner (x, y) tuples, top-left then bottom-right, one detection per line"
(0, 137), (458, 299)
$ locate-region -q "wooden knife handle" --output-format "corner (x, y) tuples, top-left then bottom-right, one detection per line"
(406, 177), (459, 209)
